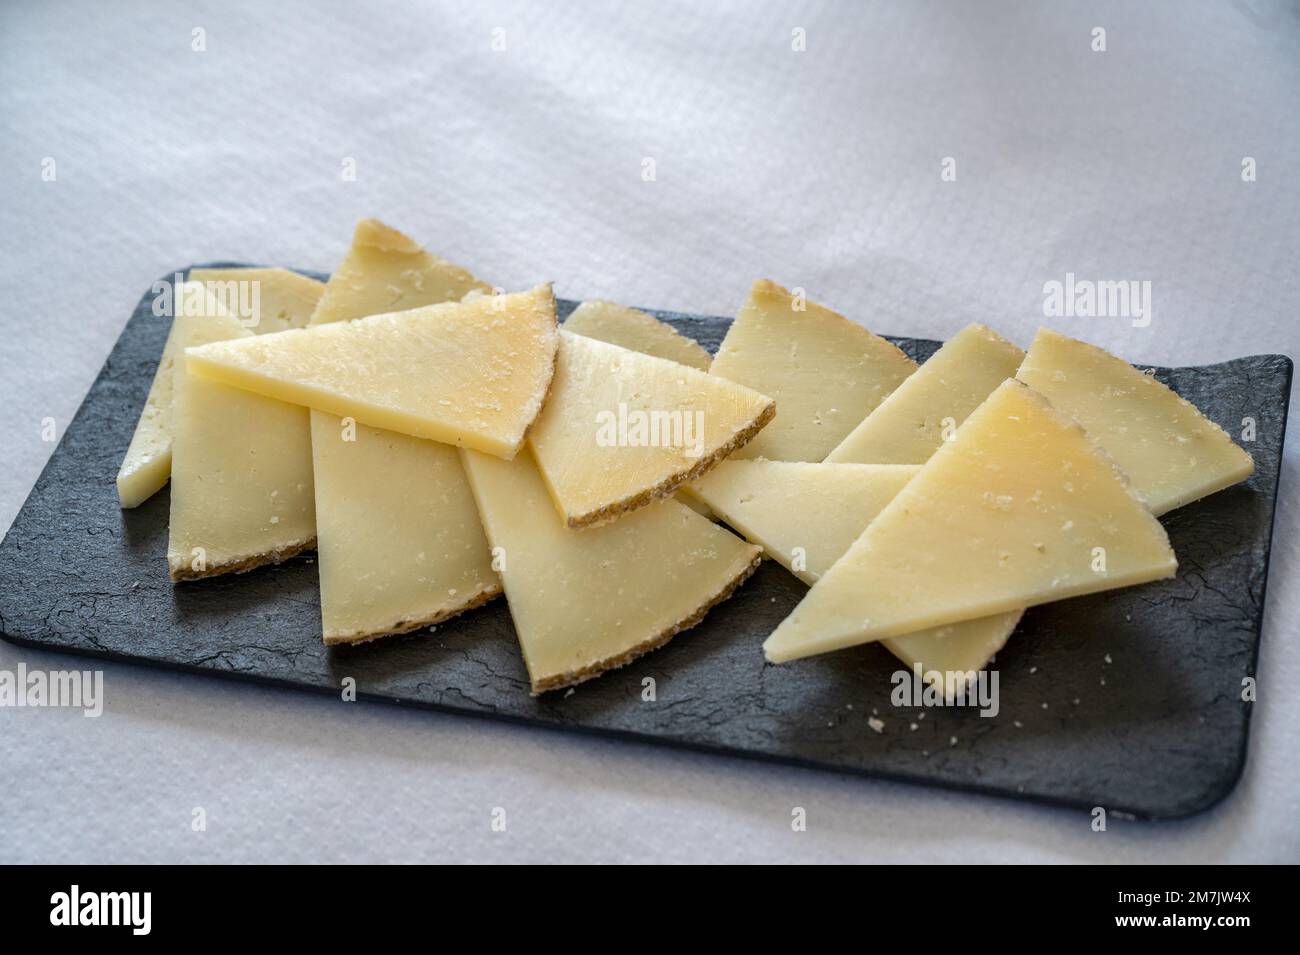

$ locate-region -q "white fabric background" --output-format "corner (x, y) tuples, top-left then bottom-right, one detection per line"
(2, 0), (1297, 863)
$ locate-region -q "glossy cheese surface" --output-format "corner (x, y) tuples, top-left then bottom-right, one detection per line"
(461, 447), (761, 693)
(186, 285), (559, 457)
(687, 459), (1022, 678)
(166, 310), (315, 580)
(311, 413), (499, 644)
(764, 379), (1178, 662)
(1017, 328), (1254, 516)
(564, 300), (712, 370)
(308, 219), (490, 326)
(528, 331), (774, 527)
(709, 280), (916, 462)
(827, 323), (1024, 465)
(190, 267), (325, 334)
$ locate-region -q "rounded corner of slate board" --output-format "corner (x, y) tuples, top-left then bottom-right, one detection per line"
(0, 264), (1289, 822)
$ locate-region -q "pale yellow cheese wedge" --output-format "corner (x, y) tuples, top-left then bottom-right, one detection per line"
(310, 413), (499, 644)
(564, 300), (713, 370)
(685, 459), (1022, 682)
(827, 324), (1025, 464)
(190, 267), (325, 334)
(1016, 328), (1254, 516)
(117, 283), (235, 508)
(461, 447), (762, 693)
(304, 223), (504, 643)
(309, 218), (490, 326)
(764, 379), (1178, 662)
(563, 300), (717, 518)
(527, 331), (775, 527)
(687, 460), (919, 580)
(185, 284), (560, 457)
(167, 310), (315, 580)
(709, 280), (916, 462)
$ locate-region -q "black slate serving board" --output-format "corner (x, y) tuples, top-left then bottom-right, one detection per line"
(0, 266), (1290, 820)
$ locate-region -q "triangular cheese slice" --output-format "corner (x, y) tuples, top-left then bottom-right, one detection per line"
(190, 267), (325, 334)
(564, 301), (717, 519)
(687, 460), (920, 581)
(311, 413), (499, 644)
(827, 324), (1024, 464)
(167, 306), (315, 580)
(304, 222), (504, 643)
(309, 218), (490, 326)
(764, 379), (1178, 661)
(709, 280), (916, 462)
(461, 447), (761, 692)
(564, 300), (713, 370)
(117, 283), (241, 508)
(687, 459), (1022, 683)
(1016, 328), (1254, 515)
(185, 284), (559, 457)
(527, 331), (775, 527)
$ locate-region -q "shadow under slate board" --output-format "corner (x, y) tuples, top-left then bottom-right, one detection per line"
(0, 265), (1290, 820)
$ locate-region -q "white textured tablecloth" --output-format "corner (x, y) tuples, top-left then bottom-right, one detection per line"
(2, 0), (1297, 863)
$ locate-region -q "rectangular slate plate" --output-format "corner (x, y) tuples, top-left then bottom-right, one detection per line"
(0, 266), (1290, 820)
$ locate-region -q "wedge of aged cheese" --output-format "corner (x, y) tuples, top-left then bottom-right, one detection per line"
(304, 225), (503, 642)
(564, 301), (717, 518)
(1016, 328), (1254, 515)
(686, 459), (1022, 681)
(827, 324), (1025, 465)
(764, 379), (1178, 662)
(687, 460), (919, 580)
(461, 447), (762, 692)
(310, 413), (499, 643)
(167, 310), (315, 580)
(190, 267), (325, 334)
(117, 283), (236, 508)
(709, 280), (916, 462)
(309, 218), (490, 326)
(527, 331), (775, 527)
(185, 284), (559, 457)
(564, 300), (713, 370)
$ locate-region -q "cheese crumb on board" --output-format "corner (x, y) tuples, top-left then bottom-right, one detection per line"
(764, 379), (1177, 662)
(185, 284), (560, 458)
(686, 458), (1021, 683)
(190, 267), (324, 334)
(460, 447), (762, 693)
(527, 331), (775, 527)
(564, 300), (713, 370)
(166, 306), (316, 581)
(709, 280), (916, 462)
(827, 323), (1025, 465)
(1016, 328), (1254, 516)
(308, 218), (490, 326)
(311, 413), (499, 644)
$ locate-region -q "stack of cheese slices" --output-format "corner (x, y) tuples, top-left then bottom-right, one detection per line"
(116, 219), (1255, 694)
